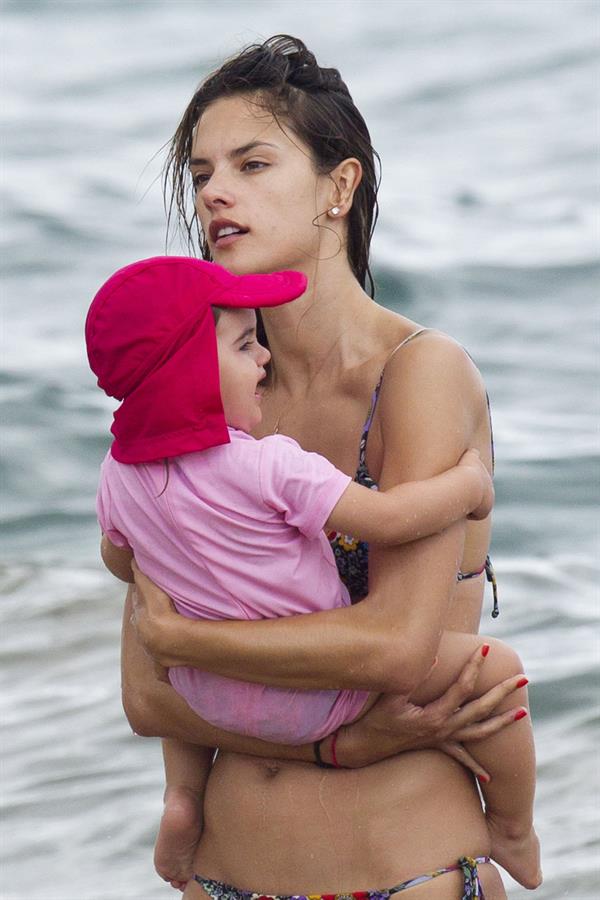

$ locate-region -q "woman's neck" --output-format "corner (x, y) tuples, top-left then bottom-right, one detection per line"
(261, 264), (380, 391)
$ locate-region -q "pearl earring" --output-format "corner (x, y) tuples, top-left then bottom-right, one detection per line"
(330, 206), (340, 216)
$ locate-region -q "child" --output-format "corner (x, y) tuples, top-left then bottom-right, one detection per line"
(87, 256), (539, 889)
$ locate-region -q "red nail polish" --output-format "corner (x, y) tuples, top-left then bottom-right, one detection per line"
(514, 709), (528, 721)
(481, 644), (490, 657)
(477, 773), (489, 784)
(516, 677), (529, 688)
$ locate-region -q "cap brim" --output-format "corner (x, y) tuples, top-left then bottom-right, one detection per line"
(215, 268), (307, 309)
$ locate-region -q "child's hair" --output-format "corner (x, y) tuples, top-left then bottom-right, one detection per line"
(165, 34), (381, 298)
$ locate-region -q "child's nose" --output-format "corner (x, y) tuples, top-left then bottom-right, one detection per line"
(258, 345), (271, 366)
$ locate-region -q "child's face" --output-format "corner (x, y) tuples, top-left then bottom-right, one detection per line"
(216, 308), (271, 433)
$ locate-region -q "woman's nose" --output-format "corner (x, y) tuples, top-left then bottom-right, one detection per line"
(198, 170), (235, 211)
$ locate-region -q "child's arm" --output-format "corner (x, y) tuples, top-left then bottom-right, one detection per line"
(101, 533), (135, 583)
(325, 448), (493, 545)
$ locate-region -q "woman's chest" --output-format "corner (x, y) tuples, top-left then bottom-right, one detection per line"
(259, 388), (383, 479)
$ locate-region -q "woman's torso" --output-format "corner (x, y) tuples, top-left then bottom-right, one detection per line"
(190, 311), (497, 894)
(197, 752), (493, 894)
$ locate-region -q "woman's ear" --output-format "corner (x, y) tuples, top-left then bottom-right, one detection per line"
(327, 158), (363, 218)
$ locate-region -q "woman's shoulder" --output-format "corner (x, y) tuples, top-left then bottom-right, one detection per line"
(372, 327), (489, 474)
(373, 306), (481, 375)
(381, 326), (486, 401)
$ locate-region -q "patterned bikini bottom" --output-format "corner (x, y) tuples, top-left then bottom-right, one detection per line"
(194, 855), (490, 900)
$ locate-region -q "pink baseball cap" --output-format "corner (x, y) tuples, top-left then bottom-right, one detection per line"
(86, 256), (306, 463)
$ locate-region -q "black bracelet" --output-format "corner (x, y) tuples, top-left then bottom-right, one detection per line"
(313, 738), (335, 768)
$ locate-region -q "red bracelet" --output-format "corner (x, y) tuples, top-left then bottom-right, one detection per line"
(330, 729), (341, 768)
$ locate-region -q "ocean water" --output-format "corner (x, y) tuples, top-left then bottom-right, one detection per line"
(1, 1), (599, 897)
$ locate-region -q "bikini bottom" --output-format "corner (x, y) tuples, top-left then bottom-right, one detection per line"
(194, 855), (490, 900)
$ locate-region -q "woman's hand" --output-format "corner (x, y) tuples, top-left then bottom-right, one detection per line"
(130, 560), (181, 666)
(336, 645), (525, 778)
(132, 566), (524, 779)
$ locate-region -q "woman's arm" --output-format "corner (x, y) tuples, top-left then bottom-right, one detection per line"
(123, 587), (523, 775)
(131, 334), (490, 696)
(122, 587), (314, 761)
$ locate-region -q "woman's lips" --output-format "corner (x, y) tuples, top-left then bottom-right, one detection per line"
(209, 220), (249, 248)
(214, 231), (246, 249)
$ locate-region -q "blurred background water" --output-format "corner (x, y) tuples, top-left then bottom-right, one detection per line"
(1, 0), (599, 897)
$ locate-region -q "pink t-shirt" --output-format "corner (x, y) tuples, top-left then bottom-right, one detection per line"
(97, 428), (369, 743)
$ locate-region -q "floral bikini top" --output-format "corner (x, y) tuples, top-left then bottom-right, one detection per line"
(328, 329), (499, 616)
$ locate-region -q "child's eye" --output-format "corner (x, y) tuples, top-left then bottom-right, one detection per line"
(240, 341), (254, 351)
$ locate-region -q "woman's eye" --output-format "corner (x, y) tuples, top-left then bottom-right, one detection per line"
(242, 160), (268, 173)
(191, 172), (210, 189)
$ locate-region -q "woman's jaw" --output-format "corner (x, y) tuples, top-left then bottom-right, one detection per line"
(203, 209), (350, 285)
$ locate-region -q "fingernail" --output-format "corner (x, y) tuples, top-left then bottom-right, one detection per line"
(481, 644), (490, 657)
(514, 709), (528, 721)
(477, 773), (490, 784)
(516, 677), (529, 688)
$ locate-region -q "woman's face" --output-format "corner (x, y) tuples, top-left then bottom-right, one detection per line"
(190, 95), (332, 276)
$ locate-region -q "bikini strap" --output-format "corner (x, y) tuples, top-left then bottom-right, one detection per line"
(389, 855), (489, 896)
(358, 329), (431, 464)
(385, 327), (431, 365)
(388, 332), (496, 475)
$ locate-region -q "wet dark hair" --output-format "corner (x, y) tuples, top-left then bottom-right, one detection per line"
(164, 35), (381, 297)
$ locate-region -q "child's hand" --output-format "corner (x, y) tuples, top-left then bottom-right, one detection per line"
(459, 449), (494, 520)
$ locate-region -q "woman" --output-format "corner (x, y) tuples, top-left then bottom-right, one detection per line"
(122, 36), (535, 898)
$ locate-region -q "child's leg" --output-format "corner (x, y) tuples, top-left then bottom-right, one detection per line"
(411, 633), (542, 890)
(155, 738), (213, 891)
